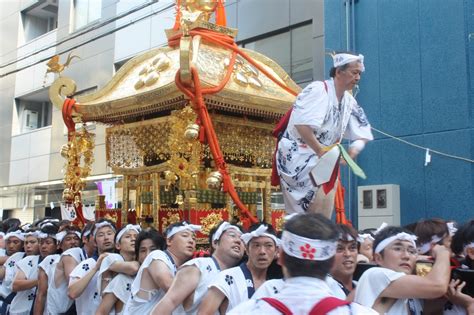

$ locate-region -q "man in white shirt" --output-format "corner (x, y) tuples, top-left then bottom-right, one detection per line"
(354, 225), (451, 314)
(229, 213), (377, 315)
(199, 223), (279, 314)
(123, 221), (198, 314)
(276, 52), (373, 217)
(35, 222), (93, 315)
(151, 221), (245, 315)
(68, 219), (116, 315)
(328, 224), (359, 298)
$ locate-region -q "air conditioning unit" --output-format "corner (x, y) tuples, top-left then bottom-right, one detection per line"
(357, 184), (400, 230)
(23, 109), (38, 130)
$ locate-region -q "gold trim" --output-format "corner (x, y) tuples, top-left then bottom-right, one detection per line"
(180, 36), (193, 85)
(187, 20), (238, 38)
(49, 77), (77, 110)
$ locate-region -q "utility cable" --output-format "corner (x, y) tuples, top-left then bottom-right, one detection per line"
(371, 126), (474, 164)
(0, 2), (174, 78)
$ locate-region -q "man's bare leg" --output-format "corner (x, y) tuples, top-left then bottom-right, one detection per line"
(308, 182), (337, 219)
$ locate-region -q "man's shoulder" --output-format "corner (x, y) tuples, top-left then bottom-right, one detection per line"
(70, 257), (96, 278)
(61, 247), (84, 262)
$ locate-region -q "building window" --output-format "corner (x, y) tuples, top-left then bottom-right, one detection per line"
(114, 58), (132, 73)
(15, 98), (52, 134)
(72, 0), (102, 31)
(241, 22), (313, 85)
(21, 0), (58, 42)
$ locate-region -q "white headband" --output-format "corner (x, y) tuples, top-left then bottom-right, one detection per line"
(281, 230), (337, 261)
(374, 222), (388, 235)
(38, 232), (57, 240)
(24, 231), (41, 238)
(116, 224), (141, 243)
(464, 242), (474, 253)
(5, 230), (25, 241)
(357, 233), (375, 243)
(0, 232), (5, 238)
(83, 227), (93, 238)
(447, 222), (457, 237)
(56, 231), (81, 242)
(418, 234), (445, 255)
(241, 225), (280, 246)
(374, 232), (418, 254)
(93, 221), (116, 237)
(212, 222), (241, 242)
(38, 219), (59, 229)
(167, 222), (201, 239)
(333, 53), (365, 71)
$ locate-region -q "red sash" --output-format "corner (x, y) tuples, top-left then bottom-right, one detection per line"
(261, 296), (350, 315)
(271, 81), (329, 187)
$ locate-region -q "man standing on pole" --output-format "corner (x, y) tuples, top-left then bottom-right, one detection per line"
(276, 52), (373, 217)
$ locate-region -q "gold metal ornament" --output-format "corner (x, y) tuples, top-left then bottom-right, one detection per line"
(206, 171), (223, 190)
(62, 126), (95, 201)
(60, 144), (69, 159)
(134, 53), (171, 90)
(184, 123), (200, 141)
(62, 188), (74, 201)
(162, 212), (181, 231)
(200, 212), (223, 235)
(175, 194), (184, 205)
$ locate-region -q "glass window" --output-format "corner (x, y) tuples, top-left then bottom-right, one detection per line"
(291, 23), (313, 84)
(15, 100), (52, 134)
(244, 32), (291, 74)
(21, 2), (58, 42)
(242, 23), (313, 85)
(73, 0), (102, 30)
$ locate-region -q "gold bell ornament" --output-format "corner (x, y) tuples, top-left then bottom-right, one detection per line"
(206, 171), (222, 190)
(184, 123), (200, 141)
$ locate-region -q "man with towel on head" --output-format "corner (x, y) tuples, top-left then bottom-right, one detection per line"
(276, 52), (373, 217)
(228, 213), (377, 314)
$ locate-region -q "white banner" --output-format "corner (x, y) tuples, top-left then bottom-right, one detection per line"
(60, 203), (77, 221)
(102, 180), (116, 209)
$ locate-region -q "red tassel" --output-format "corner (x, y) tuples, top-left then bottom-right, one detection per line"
(215, 0), (227, 27)
(173, 0), (181, 30)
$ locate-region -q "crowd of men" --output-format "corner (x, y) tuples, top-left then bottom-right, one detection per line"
(0, 213), (472, 315)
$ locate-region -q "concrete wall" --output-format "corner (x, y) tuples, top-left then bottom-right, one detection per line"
(1, 0), (326, 218)
(326, 0), (473, 225)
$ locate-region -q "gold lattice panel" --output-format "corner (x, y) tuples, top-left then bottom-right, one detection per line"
(106, 117), (172, 169)
(210, 116), (275, 168)
(106, 108), (275, 170)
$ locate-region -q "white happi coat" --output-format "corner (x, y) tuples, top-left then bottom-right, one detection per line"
(97, 253), (124, 294)
(0, 252), (25, 298)
(47, 247), (85, 314)
(251, 279), (285, 300)
(69, 258), (101, 315)
(355, 267), (423, 315)
(123, 250), (176, 314)
(9, 255), (40, 315)
(229, 276), (377, 315)
(38, 254), (60, 315)
(208, 263), (257, 312)
(276, 79), (373, 213)
(103, 273), (134, 315)
(174, 256), (222, 315)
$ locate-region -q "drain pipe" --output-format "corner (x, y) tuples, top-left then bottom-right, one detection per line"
(345, 0), (351, 51)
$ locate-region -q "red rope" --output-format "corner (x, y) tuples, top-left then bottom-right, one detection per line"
(170, 27), (303, 224)
(169, 29), (298, 97)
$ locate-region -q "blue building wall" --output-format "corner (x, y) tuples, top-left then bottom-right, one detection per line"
(325, 0), (474, 226)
